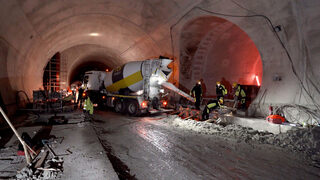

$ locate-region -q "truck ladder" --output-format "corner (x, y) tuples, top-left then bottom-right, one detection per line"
(143, 61), (151, 99)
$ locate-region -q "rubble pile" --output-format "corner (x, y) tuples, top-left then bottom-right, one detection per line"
(14, 136), (65, 179)
(160, 115), (320, 165)
(16, 155), (63, 179)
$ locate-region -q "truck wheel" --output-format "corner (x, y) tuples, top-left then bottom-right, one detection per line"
(127, 101), (140, 116)
(114, 100), (125, 113)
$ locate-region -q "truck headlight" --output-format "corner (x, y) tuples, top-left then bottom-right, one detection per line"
(136, 90), (143, 95)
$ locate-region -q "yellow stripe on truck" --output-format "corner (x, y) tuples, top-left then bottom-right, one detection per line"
(106, 71), (143, 92)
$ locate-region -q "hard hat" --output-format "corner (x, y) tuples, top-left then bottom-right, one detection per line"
(197, 80), (201, 84)
(216, 81), (221, 85)
(232, 82), (237, 88)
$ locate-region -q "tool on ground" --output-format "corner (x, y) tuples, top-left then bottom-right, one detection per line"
(0, 107), (36, 164)
(34, 150), (49, 168)
(266, 105), (286, 124)
(42, 140), (57, 158)
(266, 114), (285, 124)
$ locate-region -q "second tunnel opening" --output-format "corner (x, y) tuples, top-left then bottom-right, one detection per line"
(179, 16), (263, 108)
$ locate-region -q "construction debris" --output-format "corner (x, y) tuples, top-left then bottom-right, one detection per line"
(176, 105), (234, 122)
(0, 130), (65, 179)
(16, 146), (64, 179)
(16, 157), (63, 179)
(34, 150), (48, 168)
(1, 110), (114, 179)
(48, 115), (67, 124)
(0, 106), (37, 164)
(158, 115), (320, 166)
(177, 106), (201, 120)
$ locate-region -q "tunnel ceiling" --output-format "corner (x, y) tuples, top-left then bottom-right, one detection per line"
(1, 0), (187, 94)
(180, 16), (228, 56)
(0, 0), (284, 96)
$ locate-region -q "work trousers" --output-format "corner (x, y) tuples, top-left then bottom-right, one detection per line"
(195, 96), (201, 110)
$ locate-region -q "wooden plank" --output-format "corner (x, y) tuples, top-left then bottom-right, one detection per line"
(34, 150), (49, 168)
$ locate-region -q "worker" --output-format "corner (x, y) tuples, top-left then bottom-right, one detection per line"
(216, 81), (227, 104)
(83, 96), (94, 115)
(190, 80), (202, 110)
(71, 87), (77, 103)
(202, 99), (222, 120)
(77, 85), (85, 108)
(232, 82), (246, 109)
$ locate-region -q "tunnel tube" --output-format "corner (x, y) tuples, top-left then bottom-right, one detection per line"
(68, 61), (110, 86)
(179, 16), (263, 107)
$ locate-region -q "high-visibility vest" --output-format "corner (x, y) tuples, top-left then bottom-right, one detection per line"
(221, 85), (227, 95)
(235, 85), (246, 98)
(84, 97), (94, 114)
(206, 100), (221, 113)
(216, 84), (227, 96)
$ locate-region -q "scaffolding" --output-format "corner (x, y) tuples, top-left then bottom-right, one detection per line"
(43, 53), (67, 92)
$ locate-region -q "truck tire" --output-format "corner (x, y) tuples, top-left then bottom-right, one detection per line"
(114, 100), (125, 113)
(127, 100), (140, 116)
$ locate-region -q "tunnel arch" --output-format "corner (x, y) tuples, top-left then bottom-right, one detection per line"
(2, 0), (318, 118)
(19, 13), (162, 95)
(61, 44), (123, 87)
(68, 60), (110, 87)
(40, 44), (123, 91)
(179, 15), (263, 103)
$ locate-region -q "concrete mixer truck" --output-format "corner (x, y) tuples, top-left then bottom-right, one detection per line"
(82, 57), (175, 116)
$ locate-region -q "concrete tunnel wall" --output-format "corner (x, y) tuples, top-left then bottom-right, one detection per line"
(0, 0), (320, 119)
(170, 0), (320, 117)
(179, 16), (263, 97)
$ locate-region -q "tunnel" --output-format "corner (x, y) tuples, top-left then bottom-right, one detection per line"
(1, 0), (319, 116)
(179, 16), (263, 105)
(1, 1), (320, 179)
(68, 60), (110, 86)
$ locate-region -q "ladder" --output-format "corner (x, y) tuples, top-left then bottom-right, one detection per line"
(143, 61), (151, 99)
(43, 53), (67, 92)
(45, 57), (60, 92)
(60, 55), (67, 90)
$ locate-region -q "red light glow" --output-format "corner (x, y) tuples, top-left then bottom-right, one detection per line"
(102, 96), (106, 99)
(163, 101), (167, 106)
(141, 101), (148, 108)
(255, 75), (260, 86)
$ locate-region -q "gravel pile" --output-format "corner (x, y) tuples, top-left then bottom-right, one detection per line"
(160, 115), (320, 166)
